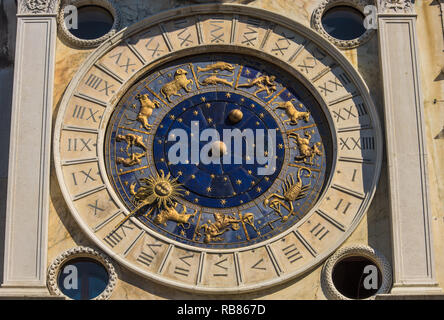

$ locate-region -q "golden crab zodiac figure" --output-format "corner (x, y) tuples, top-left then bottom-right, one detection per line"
(264, 168), (312, 222)
(289, 131), (323, 165)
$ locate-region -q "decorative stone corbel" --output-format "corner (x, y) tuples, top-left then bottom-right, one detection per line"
(377, 0), (413, 14)
(18, 0), (59, 15)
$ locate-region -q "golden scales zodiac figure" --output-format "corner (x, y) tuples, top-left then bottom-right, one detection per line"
(263, 168), (312, 222)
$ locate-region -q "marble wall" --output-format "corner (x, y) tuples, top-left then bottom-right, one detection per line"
(46, 0), (443, 299)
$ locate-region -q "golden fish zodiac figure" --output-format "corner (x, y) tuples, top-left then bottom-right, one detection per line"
(199, 75), (234, 87)
(274, 99), (310, 125)
(288, 131), (323, 165)
(264, 168), (312, 222)
(237, 74), (277, 98)
(160, 68), (194, 103)
(131, 94), (160, 131)
(197, 212), (256, 243)
(153, 203), (197, 229)
(197, 61), (235, 73)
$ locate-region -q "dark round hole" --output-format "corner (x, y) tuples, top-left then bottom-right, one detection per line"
(321, 6), (366, 41)
(66, 5), (114, 40)
(332, 256), (382, 299)
(57, 258), (109, 300)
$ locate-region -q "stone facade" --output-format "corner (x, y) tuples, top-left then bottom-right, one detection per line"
(0, 0), (443, 299)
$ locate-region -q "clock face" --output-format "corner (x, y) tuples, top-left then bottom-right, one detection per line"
(104, 54), (332, 249)
(54, 6), (382, 293)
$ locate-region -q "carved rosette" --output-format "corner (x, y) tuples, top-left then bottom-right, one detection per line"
(311, 0), (376, 49)
(19, 0), (59, 14)
(321, 244), (392, 300)
(47, 246), (118, 300)
(377, 0), (413, 14)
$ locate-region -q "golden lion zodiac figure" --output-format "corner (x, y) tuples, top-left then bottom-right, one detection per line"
(288, 131), (323, 165)
(160, 69), (194, 103)
(237, 74), (277, 98)
(274, 99), (310, 125)
(153, 203), (197, 229)
(197, 212), (256, 243)
(264, 168), (312, 222)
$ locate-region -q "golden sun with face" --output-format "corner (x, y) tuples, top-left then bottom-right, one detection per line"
(133, 170), (183, 208)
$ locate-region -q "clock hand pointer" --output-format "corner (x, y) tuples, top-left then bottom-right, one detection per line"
(112, 201), (153, 233)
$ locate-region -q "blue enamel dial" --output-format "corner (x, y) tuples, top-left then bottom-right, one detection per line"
(105, 54), (332, 249)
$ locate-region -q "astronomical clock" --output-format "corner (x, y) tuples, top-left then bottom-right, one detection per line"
(53, 5), (382, 294)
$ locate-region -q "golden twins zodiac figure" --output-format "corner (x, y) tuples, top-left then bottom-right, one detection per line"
(264, 168), (312, 222)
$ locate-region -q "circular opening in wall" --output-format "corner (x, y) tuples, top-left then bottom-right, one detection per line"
(321, 6), (366, 41)
(331, 256), (382, 299)
(66, 5), (114, 40)
(57, 257), (110, 300)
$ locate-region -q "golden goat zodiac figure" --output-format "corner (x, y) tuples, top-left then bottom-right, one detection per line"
(237, 74), (277, 98)
(264, 168), (312, 222)
(132, 94), (160, 131)
(274, 99), (310, 125)
(289, 131), (323, 165)
(197, 212), (256, 243)
(116, 133), (147, 155)
(153, 203), (197, 229)
(160, 68), (194, 103)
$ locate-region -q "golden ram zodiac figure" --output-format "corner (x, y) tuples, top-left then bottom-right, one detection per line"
(273, 99), (310, 125)
(237, 74), (277, 98)
(197, 212), (256, 243)
(288, 131), (323, 165)
(264, 168), (312, 222)
(153, 203), (197, 229)
(160, 68), (194, 103)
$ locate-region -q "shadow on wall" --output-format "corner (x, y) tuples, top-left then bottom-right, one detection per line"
(0, 0), (17, 285)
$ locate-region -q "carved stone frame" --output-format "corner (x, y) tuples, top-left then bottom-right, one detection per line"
(321, 244), (392, 300)
(47, 246), (118, 300)
(312, 0), (376, 49)
(57, 0), (121, 48)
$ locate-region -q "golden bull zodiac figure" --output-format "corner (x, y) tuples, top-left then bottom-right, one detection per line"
(264, 168), (312, 222)
(289, 131), (323, 165)
(274, 99), (310, 125)
(153, 203), (198, 229)
(197, 212), (257, 243)
(131, 94), (160, 131)
(237, 74), (277, 98)
(160, 68), (194, 103)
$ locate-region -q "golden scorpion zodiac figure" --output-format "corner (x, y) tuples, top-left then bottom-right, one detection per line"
(264, 168), (312, 222)
(288, 131), (323, 165)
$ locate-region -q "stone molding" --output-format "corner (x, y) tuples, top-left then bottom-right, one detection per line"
(321, 244), (392, 300)
(57, 0), (121, 48)
(47, 246), (118, 300)
(18, 0), (59, 15)
(311, 0), (376, 49)
(377, 0), (413, 14)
